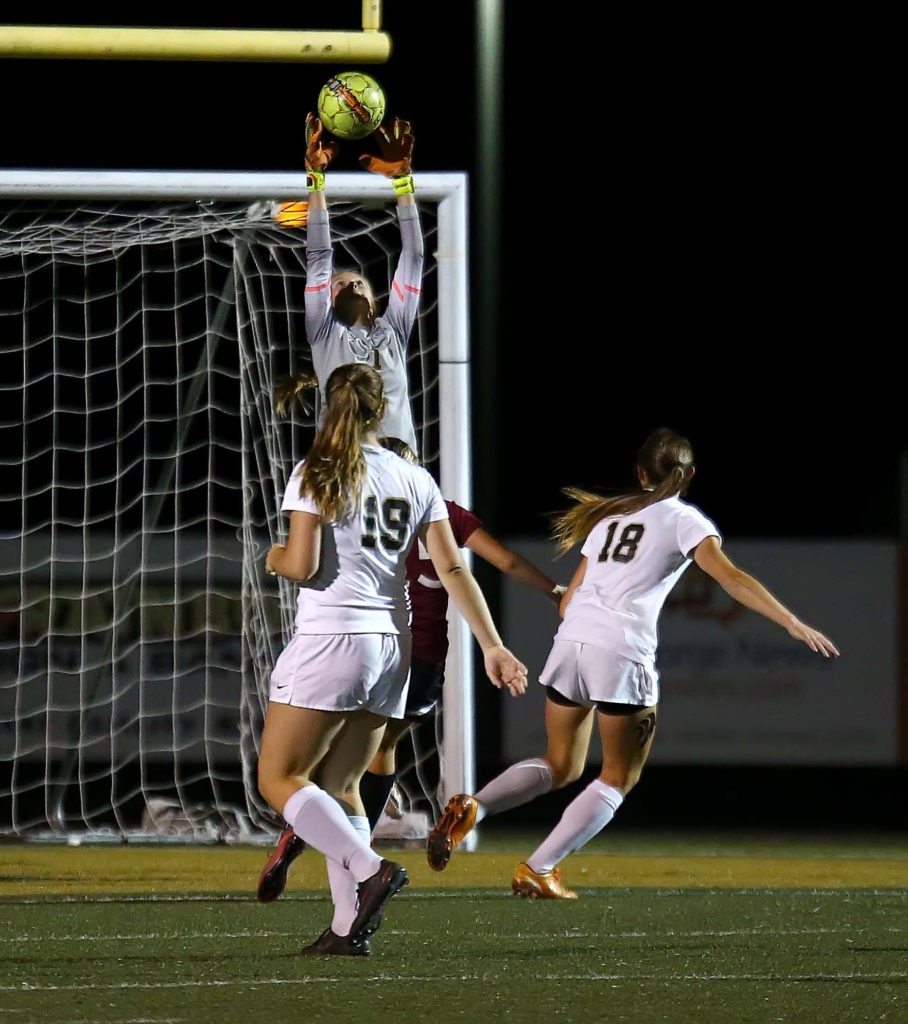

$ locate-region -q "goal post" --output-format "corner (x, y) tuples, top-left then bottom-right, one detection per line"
(0, 169), (474, 841)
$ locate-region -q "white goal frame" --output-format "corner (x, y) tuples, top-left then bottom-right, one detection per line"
(0, 169), (476, 841)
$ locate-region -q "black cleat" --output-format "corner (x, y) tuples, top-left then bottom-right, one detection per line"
(300, 927), (371, 957)
(257, 825), (306, 903)
(349, 859), (409, 945)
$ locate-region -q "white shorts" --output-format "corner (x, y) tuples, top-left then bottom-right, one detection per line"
(539, 640), (659, 709)
(269, 633), (411, 719)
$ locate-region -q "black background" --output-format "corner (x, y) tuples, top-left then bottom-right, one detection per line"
(1, 8), (904, 828)
(1, 7), (897, 541)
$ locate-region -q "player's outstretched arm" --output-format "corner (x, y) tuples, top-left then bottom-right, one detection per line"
(304, 112), (339, 212)
(424, 518), (528, 696)
(466, 527), (563, 605)
(693, 536), (839, 657)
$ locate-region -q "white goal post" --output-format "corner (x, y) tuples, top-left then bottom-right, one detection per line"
(0, 170), (475, 842)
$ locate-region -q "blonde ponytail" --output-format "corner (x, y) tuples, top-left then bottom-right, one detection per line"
(298, 363), (385, 522)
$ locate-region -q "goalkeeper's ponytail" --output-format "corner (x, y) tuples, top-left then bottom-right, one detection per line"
(551, 428), (695, 553)
(275, 372), (319, 417)
(297, 363), (385, 523)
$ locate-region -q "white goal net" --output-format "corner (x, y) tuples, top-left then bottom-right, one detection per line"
(0, 171), (473, 842)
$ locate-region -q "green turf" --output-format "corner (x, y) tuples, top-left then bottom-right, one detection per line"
(1, 884), (905, 1023)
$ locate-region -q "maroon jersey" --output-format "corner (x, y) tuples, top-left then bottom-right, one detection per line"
(408, 499), (482, 665)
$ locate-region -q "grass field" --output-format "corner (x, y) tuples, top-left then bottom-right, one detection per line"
(1, 830), (905, 1024)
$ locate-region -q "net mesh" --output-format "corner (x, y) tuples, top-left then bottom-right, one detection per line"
(0, 191), (444, 840)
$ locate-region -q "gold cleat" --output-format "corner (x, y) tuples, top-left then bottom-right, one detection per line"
(511, 862), (578, 900)
(426, 794), (478, 871)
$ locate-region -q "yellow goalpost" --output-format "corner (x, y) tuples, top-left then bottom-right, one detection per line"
(0, 3), (391, 62)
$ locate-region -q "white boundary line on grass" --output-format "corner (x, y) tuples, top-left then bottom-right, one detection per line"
(1, 887), (907, 905)
(0, 925), (902, 943)
(2, 972), (907, 993)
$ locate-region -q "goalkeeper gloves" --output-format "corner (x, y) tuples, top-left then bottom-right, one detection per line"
(359, 117), (415, 180)
(304, 112), (339, 176)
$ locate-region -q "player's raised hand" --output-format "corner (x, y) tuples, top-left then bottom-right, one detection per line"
(787, 620), (840, 658)
(359, 117), (414, 177)
(305, 112), (339, 172)
(484, 645), (528, 697)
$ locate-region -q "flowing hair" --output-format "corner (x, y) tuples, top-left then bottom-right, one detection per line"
(551, 428), (695, 553)
(294, 363), (385, 523)
(274, 370), (319, 418)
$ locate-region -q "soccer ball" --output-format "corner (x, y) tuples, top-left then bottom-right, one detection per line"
(317, 71), (386, 141)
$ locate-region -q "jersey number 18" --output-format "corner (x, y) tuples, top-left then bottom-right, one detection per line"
(598, 522), (645, 564)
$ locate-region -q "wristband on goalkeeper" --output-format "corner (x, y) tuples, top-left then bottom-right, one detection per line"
(306, 170), (326, 192)
(392, 174), (415, 196)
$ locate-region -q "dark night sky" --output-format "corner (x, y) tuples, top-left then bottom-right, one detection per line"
(1, 8), (896, 540)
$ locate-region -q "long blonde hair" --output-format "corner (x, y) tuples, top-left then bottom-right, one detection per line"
(293, 363), (385, 522)
(552, 428), (695, 553)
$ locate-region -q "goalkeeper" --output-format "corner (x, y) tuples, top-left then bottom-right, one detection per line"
(304, 112), (423, 454)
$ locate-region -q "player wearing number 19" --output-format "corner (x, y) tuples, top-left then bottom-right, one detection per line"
(258, 363), (528, 955)
(427, 427), (840, 898)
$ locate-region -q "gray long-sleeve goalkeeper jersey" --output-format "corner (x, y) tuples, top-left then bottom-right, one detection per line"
(304, 201), (424, 453)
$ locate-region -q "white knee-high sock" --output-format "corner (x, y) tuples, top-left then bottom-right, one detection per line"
(526, 779), (624, 874)
(326, 815), (370, 936)
(473, 758), (554, 823)
(283, 785), (382, 882)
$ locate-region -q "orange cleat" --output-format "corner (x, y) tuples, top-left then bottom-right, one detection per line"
(511, 862), (578, 900)
(426, 794), (478, 871)
(257, 825), (306, 903)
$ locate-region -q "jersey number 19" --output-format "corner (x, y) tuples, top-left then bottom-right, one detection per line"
(362, 495), (411, 552)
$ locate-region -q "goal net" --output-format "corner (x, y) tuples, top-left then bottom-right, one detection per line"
(0, 171), (474, 842)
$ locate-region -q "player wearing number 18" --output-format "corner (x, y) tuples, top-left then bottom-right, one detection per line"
(427, 427), (840, 898)
(257, 363), (527, 955)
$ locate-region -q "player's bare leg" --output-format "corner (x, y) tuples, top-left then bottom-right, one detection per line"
(315, 711), (409, 948)
(515, 705), (658, 898)
(360, 716), (413, 829)
(427, 697), (594, 872)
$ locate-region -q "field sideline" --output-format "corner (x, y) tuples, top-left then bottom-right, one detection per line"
(1, 830), (905, 1023)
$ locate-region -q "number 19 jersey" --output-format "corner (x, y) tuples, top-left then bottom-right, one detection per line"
(280, 443), (449, 636)
(556, 496), (721, 671)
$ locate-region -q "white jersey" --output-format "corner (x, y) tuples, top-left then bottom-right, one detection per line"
(280, 443), (448, 635)
(305, 204), (424, 454)
(555, 496), (721, 671)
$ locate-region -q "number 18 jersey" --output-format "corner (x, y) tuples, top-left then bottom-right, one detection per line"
(280, 444), (449, 636)
(556, 496), (721, 671)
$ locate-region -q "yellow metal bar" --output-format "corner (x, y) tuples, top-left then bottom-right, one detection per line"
(0, 25), (392, 63)
(362, 0), (383, 32)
